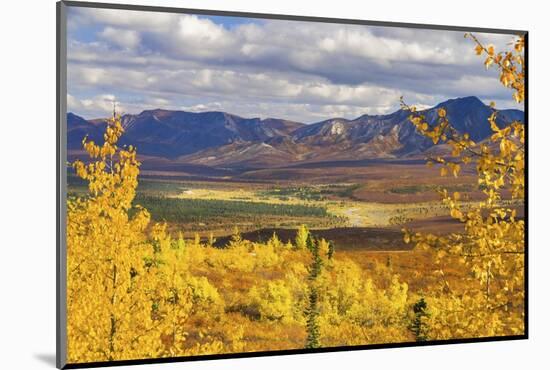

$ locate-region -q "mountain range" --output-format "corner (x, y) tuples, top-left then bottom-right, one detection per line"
(67, 96), (524, 168)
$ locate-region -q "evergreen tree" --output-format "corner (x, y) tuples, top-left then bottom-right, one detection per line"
(409, 298), (429, 342)
(305, 236), (323, 348)
(308, 239), (323, 280)
(327, 240), (335, 260)
(306, 233), (315, 252)
(305, 287), (321, 348)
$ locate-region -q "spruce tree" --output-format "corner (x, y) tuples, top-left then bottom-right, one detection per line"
(305, 287), (321, 348)
(308, 238), (323, 280)
(409, 298), (429, 341)
(306, 233), (315, 252)
(327, 240), (335, 260)
(305, 236), (323, 348)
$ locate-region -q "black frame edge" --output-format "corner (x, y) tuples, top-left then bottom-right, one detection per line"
(57, 1), (68, 369)
(61, 0), (527, 35)
(63, 335), (527, 369)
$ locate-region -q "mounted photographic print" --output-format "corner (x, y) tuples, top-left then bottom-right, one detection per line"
(56, 1), (527, 368)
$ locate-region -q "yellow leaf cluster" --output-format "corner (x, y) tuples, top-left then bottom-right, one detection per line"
(402, 34), (525, 340)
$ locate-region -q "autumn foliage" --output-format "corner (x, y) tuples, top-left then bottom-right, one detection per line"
(66, 34), (525, 363)
(402, 33), (525, 338)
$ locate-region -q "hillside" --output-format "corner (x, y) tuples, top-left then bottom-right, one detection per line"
(68, 96), (523, 168)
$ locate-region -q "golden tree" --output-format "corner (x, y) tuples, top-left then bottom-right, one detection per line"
(402, 34), (525, 338)
(66, 116), (192, 362)
(295, 224), (310, 250)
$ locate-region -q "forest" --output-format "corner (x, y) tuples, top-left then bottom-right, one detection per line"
(65, 34), (525, 363)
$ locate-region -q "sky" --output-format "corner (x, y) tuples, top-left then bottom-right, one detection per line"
(66, 6), (523, 123)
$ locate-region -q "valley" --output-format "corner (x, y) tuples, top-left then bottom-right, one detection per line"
(67, 95), (524, 252)
(68, 154), (523, 253)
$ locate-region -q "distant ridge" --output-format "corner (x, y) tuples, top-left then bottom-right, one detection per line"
(68, 109), (304, 158)
(68, 96), (523, 167)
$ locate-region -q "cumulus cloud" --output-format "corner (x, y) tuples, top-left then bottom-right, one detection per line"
(67, 93), (120, 118)
(66, 6), (523, 122)
(99, 27), (140, 49)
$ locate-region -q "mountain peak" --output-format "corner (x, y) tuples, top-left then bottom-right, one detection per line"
(67, 112), (94, 126)
(437, 96), (485, 109)
(67, 96), (523, 163)
(138, 108), (178, 120)
(67, 112), (82, 119)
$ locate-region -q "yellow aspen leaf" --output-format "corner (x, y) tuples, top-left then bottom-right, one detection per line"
(475, 44), (483, 55)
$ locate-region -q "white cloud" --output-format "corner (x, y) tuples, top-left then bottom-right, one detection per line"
(66, 7), (523, 122)
(99, 27), (140, 49)
(67, 93), (121, 118)
(68, 7), (178, 31)
(67, 63), (409, 110)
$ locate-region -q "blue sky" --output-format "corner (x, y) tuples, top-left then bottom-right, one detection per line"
(66, 6), (522, 122)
